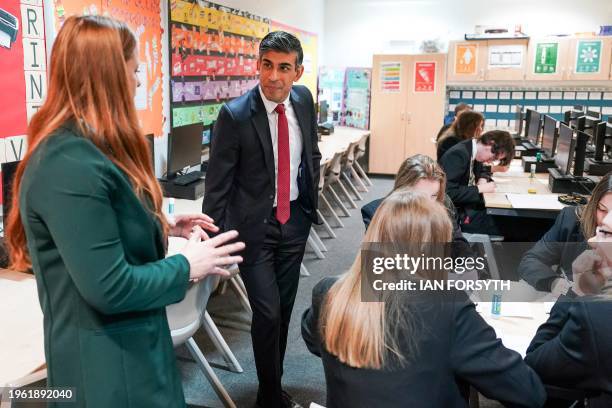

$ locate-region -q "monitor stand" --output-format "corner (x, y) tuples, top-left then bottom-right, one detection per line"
(585, 157), (612, 176)
(158, 177), (205, 200)
(522, 156), (555, 173)
(548, 168), (596, 194)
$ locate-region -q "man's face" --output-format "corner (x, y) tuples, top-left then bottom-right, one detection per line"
(257, 50), (304, 103)
(476, 143), (505, 164)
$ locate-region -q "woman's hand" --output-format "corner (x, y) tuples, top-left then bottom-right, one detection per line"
(180, 227), (245, 282)
(571, 249), (603, 296)
(169, 213), (219, 239)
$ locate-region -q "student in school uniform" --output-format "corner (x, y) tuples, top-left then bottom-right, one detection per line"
(518, 173), (612, 294)
(524, 199), (612, 406)
(437, 110), (484, 161)
(436, 102), (472, 141)
(439, 130), (514, 236)
(302, 192), (546, 408)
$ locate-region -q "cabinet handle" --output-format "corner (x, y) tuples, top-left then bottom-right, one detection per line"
(406, 112), (412, 124)
(400, 112), (405, 121)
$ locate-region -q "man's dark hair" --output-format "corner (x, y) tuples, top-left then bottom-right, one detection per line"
(478, 130), (515, 166)
(259, 31), (303, 67)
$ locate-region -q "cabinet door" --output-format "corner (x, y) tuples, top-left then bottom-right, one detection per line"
(525, 38), (570, 81)
(369, 54), (409, 174)
(405, 53), (446, 159)
(567, 37), (612, 81)
(447, 41), (487, 83)
(484, 39), (528, 81)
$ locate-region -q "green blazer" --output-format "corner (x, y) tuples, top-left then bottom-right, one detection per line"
(19, 125), (190, 407)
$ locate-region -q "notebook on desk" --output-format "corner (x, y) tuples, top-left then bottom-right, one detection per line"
(506, 193), (564, 210)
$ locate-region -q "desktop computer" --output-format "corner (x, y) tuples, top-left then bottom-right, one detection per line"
(548, 124), (596, 194)
(522, 115), (557, 173)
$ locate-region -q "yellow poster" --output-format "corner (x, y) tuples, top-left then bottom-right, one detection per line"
(270, 20), (318, 99)
(455, 43), (477, 75)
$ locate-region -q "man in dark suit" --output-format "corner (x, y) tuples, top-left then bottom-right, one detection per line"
(203, 31), (320, 408)
(439, 130), (514, 235)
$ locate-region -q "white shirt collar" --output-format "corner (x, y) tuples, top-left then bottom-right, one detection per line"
(471, 139), (478, 162)
(259, 85), (291, 114)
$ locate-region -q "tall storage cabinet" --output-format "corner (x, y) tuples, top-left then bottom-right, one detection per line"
(369, 53), (447, 175)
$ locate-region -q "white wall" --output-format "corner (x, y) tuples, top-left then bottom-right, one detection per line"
(324, 0), (612, 67)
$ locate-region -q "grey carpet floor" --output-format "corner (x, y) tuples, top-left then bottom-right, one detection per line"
(179, 176), (506, 408)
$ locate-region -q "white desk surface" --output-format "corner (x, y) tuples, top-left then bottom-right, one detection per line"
(318, 126), (370, 164)
(0, 270), (45, 386)
(484, 160), (561, 210)
(473, 280), (554, 357)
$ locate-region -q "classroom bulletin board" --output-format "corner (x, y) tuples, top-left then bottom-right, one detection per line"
(52, 0), (165, 137)
(169, 0), (268, 147)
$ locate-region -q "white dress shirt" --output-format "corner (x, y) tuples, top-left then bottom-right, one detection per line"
(469, 138), (477, 186)
(259, 85), (303, 205)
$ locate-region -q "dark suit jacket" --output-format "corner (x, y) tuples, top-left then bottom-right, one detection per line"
(517, 207), (586, 291)
(302, 277), (546, 408)
(525, 295), (612, 402)
(203, 85), (321, 265)
(439, 140), (492, 210)
(20, 126), (189, 407)
(437, 134), (461, 161)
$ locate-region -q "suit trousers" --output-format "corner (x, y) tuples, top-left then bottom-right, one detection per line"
(240, 200), (311, 407)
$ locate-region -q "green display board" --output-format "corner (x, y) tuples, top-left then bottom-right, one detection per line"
(172, 104), (223, 128)
(576, 40), (602, 73)
(534, 42), (558, 74)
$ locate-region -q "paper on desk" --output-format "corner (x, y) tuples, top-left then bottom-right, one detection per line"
(506, 193), (564, 210)
(0, 278), (45, 386)
(476, 302), (534, 318)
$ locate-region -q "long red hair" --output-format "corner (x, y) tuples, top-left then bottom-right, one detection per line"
(6, 15), (167, 271)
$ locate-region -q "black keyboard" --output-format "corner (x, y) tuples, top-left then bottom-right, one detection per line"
(522, 141), (537, 150)
(173, 171), (204, 186)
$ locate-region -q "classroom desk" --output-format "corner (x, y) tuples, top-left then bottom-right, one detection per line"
(473, 280), (553, 357)
(484, 160), (564, 219)
(0, 269), (45, 389)
(318, 126), (370, 164)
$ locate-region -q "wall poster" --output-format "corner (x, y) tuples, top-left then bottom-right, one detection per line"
(576, 39), (602, 73)
(380, 61), (400, 93)
(534, 42), (558, 74)
(454, 43), (477, 74)
(341, 68), (370, 129)
(414, 61), (435, 92)
(488, 45), (524, 68)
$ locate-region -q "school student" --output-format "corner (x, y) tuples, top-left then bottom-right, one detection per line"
(302, 192), (546, 408)
(439, 130), (514, 235)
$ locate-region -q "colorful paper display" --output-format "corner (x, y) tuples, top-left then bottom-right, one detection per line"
(172, 79), (258, 103)
(171, 54), (258, 77)
(381, 62), (401, 93)
(172, 103), (222, 127)
(341, 68), (370, 129)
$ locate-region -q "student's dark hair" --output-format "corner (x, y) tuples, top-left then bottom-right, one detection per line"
(579, 172), (612, 239)
(478, 130), (515, 166)
(454, 102), (471, 115)
(259, 31), (303, 66)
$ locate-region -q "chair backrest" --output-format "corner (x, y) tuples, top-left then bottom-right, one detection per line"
(354, 134), (369, 161)
(167, 275), (219, 346)
(318, 162), (328, 192)
(341, 142), (358, 167)
(325, 152), (344, 182)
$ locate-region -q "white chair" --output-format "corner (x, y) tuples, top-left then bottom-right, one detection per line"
(354, 133), (373, 187)
(324, 151), (356, 211)
(167, 276), (238, 408)
(340, 141), (367, 197)
(318, 161), (343, 231)
(462, 233), (502, 279)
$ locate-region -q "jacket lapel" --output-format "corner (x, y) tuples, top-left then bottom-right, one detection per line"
(250, 87), (276, 188)
(290, 87), (314, 177)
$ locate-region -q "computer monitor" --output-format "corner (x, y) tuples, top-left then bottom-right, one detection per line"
(525, 109), (541, 145)
(541, 115), (558, 158)
(555, 123), (574, 176)
(594, 121), (612, 161)
(145, 133), (154, 171)
(586, 110), (601, 120)
(167, 123), (204, 178)
(2, 160), (19, 218)
(514, 105), (524, 136)
(573, 130), (590, 177)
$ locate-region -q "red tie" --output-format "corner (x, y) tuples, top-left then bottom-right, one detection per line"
(275, 103), (290, 224)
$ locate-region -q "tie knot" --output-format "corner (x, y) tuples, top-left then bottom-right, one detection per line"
(274, 104), (285, 114)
